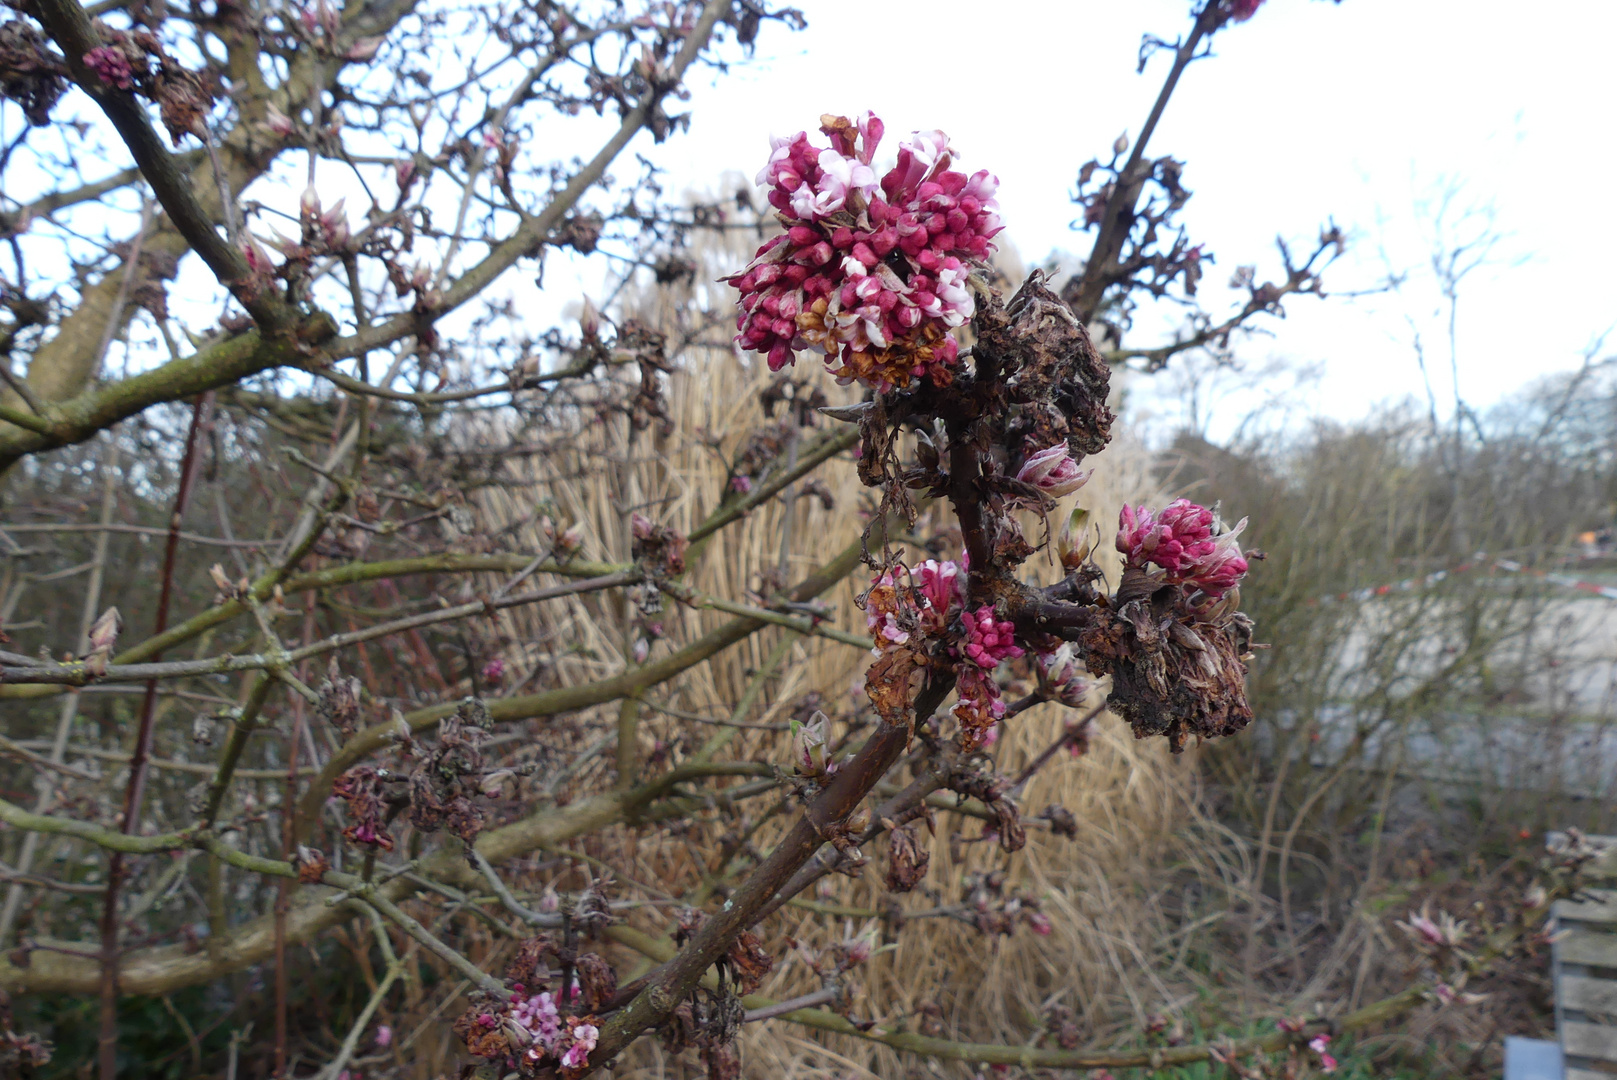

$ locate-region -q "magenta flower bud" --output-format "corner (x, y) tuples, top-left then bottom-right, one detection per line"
(630, 511), (654, 540)
(1116, 500), (1219, 577)
(83, 46), (134, 90)
(241, 236), (275, 277)
(1015, 444), (1091, 498)
(963, 605), (1023, 668)
(373, 1025), (393, 1048)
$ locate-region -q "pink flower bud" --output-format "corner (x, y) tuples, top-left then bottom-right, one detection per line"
(1015, 444), (1091, 498)
(266, 105), (295, 137)
(481, 657), (505, 684)
(345, 36), (383, 60)
(842, 925), (879, 966)
(1035, 644), (1088, 706)
(789, 711), (831, 776)
(373, 1024), (393, 1048)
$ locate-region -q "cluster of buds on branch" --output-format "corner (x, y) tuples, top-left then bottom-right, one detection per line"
(725, 113), (1003, 392)
(727, 115), (1260, 763)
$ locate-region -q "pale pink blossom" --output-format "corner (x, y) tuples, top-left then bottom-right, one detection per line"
(560, 1023), (599, 1070)
(1308, 1033), (1337, 1073)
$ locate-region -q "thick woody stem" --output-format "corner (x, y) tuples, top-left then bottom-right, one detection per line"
(586, 678), (951, 1073)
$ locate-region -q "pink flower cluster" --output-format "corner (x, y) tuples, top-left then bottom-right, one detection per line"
(506, 989), (562, 1054)
(962, 605), (1023, 668)
(953, 664), (1006, 750)
(952, 606), (1021, 750)
(865, 558), (965, 649)
(1116, 499), (1249, 598)
(83, 45), (134, 90)
(726, 112), (1003, 392)
(864, 559), (1030, 751)
(470, 988), (598, 1072)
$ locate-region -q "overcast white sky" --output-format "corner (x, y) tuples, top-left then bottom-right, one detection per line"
(645, 0), (1616, 435)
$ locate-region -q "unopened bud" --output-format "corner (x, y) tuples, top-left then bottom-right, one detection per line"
(191, 713), (216, 746)
(788, 711), (830, 776)
(842, 924), (879, 967)
(1112, 131), (1129, 157)
(1056, 508), (1092, 571)
(87, 607), (122, 653)
(1015, 443), (1090, 499)
(345, 35), (383, 60)
(479, 769), (515, 798)
(846, 804), (872, 834)
(265, 105), (295, 137)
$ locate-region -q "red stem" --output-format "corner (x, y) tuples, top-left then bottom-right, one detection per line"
(98, 395), (209, 1080)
